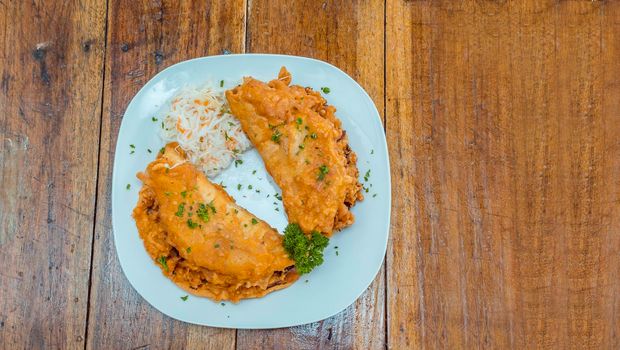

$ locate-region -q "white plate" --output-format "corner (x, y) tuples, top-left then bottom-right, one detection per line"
(112, 54), (391, 328)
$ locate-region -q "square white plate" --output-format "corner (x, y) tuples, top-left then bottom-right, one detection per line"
(112, 54), (391, 328)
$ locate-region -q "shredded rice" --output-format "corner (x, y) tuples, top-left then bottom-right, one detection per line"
(159, 84), (251, 177)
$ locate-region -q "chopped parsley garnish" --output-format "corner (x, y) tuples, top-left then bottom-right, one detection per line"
(364, 169), (371, 182)
(159, 147), (165, 154)
(186, 247), (192, 253)
(161, 121), (165, 129)
(164, 191), (172, 196)
(180, 190), (187, 198)
(271, 129), (282, 143)
(152, 116), (158, 122)
(336, 251), (339, 256)
(147, 148), (152, 153)
(310, 133), (317, 139)
(221, 302), (225, 306)
(371, 149), (374, 155)
(283, 223), (329, 274)
(252, 170), (257, 175)
(373, 193), (377, 198)
(196, 204), (210, 222)
(175, 203), (185, 217)
(320, 87), (330, 94)
(234, 209), (239, 214)
(251, 218), (258, 225)
(214, 243), (220, 248)
(180, 295), (188, 301)
(248, 184), (253, 190)
(187, 219), (198, 229)
(130, 150), (135, 154)
(130, 144), (135, 149)
(156, 256), (168, 271)
(237, 184), (242, 190)
(234, 159), (243, 167)
(317, 165), (329, 181)
(296, 117), (303, 125)
(220, 80), (224, 87)
(196, 202), (216, 222)
(224, 131), (230, 141)
(298, 143), (305, 150)
(126, 184), (131, 190)
(275, 193), (282, 201)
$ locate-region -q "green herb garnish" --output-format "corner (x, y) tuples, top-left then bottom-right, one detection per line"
(187, 219), (198, 229)
(271, 129), (282, 143)
(237, 184), (242, 190)
(159, 147), (165, 154)
(157, 256), (168, 271)
(283, 223), (329, 274)
(251, 218), (258, 225)
(234, 159), (243, 167)
(317, 165), (329, 181)
(310, 133), (317, 139)
(152, 117), (158, 122)
(196, 202), (215, 222)
(220, 80), (224, 87)
(175, 203), (185, 217)
(296, 117), (302, 125)
(186, 247), (192, 253)
(126, 184), (131, 190)
(320, 87), (330, 94)
(180, 295), (188, 301)
(364, 169), (371, 182)
(181, 190), (187, 198)
(214, 243), (220, 248)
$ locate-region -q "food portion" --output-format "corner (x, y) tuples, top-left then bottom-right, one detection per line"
(133, 143), (298, 302)
(226, 68), (363, 236)
(160, 84), (251, 177)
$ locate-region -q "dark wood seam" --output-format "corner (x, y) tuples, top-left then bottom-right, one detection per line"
(83, 0), (111, 348)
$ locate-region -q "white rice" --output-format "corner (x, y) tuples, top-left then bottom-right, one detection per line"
(159, 84), (251, 177)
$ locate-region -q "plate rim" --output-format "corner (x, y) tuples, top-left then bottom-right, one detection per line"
(111, 53), (392, 328)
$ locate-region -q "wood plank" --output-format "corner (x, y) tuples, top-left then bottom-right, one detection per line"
(0, 0), (107, 348)
(237, 1), (385, 349)
(386, 0), (620, 348)
(85, 1), (245, 348)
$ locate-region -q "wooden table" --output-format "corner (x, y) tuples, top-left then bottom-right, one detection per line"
(1, 1), (619, 349)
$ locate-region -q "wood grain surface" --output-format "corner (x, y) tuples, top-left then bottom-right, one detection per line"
(0, 0), (107, 348)
(1, 0), (619, 349)
(386, 1), (620, 349)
